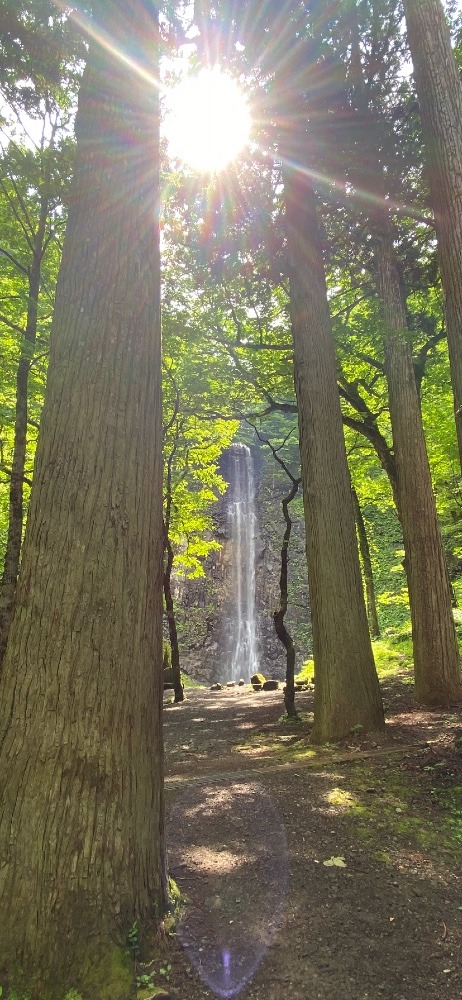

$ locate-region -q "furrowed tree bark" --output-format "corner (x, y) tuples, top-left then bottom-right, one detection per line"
(0, 4), (167, 995)
(284, 167), (384, 743)
(351, 485), (380, 639)
(0, 192), (49, 668)
(403, 0), (462, 471)
(375, 220), (461, 705)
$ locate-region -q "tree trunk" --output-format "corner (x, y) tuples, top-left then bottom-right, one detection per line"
(0, 6), (166, 995)
(351, 485), (380, 639)
(403, 0), (462, 470)
(273, 479), (300, 719)
(0, 193), (49, 667)
(163, 533), (185, 704)
(284, 167), (384, 743)
(375, 221), (461, 705)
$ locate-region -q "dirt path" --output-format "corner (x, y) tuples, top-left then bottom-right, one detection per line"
(156, 682), (462, 1000)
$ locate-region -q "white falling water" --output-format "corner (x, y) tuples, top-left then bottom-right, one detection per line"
(227, 444), (259, 683)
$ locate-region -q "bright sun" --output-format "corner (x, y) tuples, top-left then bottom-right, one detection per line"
(165, 67), (251, 174)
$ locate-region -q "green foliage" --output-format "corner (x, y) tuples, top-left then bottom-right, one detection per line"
(0, 1), (83, 111)
(162, 642), (172, 672)
(127, 920), (140, 959)
(135, 963), (171, 991)
(0, 121), (72, 576)
(162, 308), (239, 580)
(295, 660), (316, 686)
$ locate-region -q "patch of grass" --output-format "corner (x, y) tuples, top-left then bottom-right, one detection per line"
(371, 637), (413, 680)
(431, 784), (462, 844)
(181, 674), (204, 689)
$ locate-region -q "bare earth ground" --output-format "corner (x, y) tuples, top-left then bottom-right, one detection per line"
(156, 676), (462, 1000)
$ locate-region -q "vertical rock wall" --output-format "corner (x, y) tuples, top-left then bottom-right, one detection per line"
(173, 439), (311, 685)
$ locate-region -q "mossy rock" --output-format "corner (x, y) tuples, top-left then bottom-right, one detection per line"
(252, 683), (262, 691)
(251, 673), (266, 686)
(262, 679), (279, 691)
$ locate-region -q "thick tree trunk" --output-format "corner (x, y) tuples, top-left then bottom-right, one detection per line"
(273, 480), (299, 719)
(375, 223), (461, 705)
(0, 6), (166, 996)
(163, 534), (184, 704)
(351, 485), (380, 639)
(284, 167), (384, 743)
(403, 0), (462, 470)
(0, 194), (49, 667)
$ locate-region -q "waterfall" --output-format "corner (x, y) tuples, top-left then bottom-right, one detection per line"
(225, 443), (259, 683)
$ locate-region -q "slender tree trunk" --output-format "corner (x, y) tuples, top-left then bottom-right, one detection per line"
(0, 194), (49, 667)
(273, 479), (300, 719)
(375, 220), (461, 705)
(403, 0), (462, 470)
(0, 5), (166, 995)
(284, 167), (384, 743)
(163, 533), (184, 703)
(351, 485), (380, 639)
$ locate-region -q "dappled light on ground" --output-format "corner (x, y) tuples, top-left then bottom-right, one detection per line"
(184, 845), (258, 875)
(163, 687), (462, 998)
(324, 786), (362, 811)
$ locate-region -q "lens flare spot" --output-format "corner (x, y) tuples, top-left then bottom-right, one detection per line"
(167, 781), (288, 997)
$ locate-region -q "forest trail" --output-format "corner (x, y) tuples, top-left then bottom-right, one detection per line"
(159, 683), (462, 1000)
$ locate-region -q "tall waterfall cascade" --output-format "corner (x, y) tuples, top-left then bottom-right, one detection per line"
(224, 443), (259, 683)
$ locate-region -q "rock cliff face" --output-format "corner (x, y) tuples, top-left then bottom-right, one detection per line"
(174, 440), (312, 685)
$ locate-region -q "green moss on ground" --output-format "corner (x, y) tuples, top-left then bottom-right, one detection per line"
(78, 946), (132, 1000)
(329, 764), (462, 862)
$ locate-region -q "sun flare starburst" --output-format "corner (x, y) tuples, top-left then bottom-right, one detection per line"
(165, 67), (251, 173)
